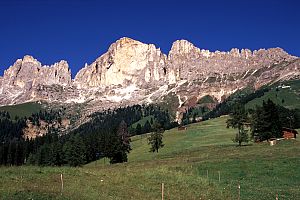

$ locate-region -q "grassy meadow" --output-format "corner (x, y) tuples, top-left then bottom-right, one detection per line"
(0, 102), (42, 119)
(1, 116), (300, 199)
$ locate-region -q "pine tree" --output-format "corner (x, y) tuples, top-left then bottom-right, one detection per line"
(251, 99), (282, 141)
(263, 99), (282, 138)
(48, 142), (63, 166)
(7, 141), (15, 165)
(148, 122), (164, 153)
(14, 141), (24, 165)
(109, 121), (131, 164)
(232, 126), (249, 146)
(136, 123), (142, 135)
(226, 103), (249, 146)
(143, 120), (152, 133)
(63, 134), (86, 167)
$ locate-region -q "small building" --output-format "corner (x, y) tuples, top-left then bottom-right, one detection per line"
(282, 127), (298, 139)
(178, 126), (187, 131)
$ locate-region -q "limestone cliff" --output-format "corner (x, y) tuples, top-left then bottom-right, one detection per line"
(3, 55), (71, 87)
(74, 37), (167, 88)
(0, 55), (72, 105)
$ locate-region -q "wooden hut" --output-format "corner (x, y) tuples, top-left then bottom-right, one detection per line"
(282, 127), (298, 139)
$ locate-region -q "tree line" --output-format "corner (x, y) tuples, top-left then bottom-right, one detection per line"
(227, 99), (300, 146)
(0, 104), (175, 167)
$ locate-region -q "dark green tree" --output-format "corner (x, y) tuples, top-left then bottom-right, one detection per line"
(251, 99), (282, 141)
(136, 123), (142, 135)
(148, 122), (164, 153)
(63, 134), (86, 167)
(48, 142), (63, 166)
(7, 141), (15, 165)
(109, 121), (131, 164)
(226, 103), (249, 146)
(143, 120), (152, 133)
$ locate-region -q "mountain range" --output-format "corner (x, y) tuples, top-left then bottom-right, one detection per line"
(1, 37), (299, 124)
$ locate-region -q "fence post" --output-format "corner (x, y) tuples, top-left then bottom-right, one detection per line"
(238, 182), (240, 200)
(206, 170), (209, 180)
(161, 183), (164, 200)
(218, 171), (221, 182)
(60, 173), (64, 195)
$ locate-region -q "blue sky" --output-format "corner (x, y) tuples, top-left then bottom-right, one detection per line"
(0, 0), (299, 78)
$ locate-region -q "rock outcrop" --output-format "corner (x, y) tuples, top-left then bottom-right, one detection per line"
(167, 40), (295, 82)
(0, 55), (72, 105)
(2, 55), (71, 88)
(74, 37), (167, 88)
(74, 38), (296, 91)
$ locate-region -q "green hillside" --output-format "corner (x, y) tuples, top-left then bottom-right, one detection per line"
(246, 80), (300, 110)
(129, 116), (233, 162)
(0, 102), (43, 119)
(131, 115), (154, 129)
(1, 116), (299, 199)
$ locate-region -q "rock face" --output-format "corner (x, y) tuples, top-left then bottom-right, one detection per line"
(0, 37), (299, 119)
(168, 40), (294, 82)
(74, 37), (167, 88)
(74, 38), (297, 91)
(3, 55), (71, 87)
(0, 55), (71, 105)
(23, 118), (71, 139)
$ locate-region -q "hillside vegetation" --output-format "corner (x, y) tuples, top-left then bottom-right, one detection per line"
(202, 80), (300, 121)
(246, 80), (300, 110)
(0, 116), (299, 200)
(0, 102), (42, 119)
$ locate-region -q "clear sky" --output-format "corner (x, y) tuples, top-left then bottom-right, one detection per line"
(0, 0), (299, 78)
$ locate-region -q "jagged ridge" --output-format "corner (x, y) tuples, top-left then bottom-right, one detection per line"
(0, 37), (299, 115)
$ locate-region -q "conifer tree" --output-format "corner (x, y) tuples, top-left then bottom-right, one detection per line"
(227, 103), (249, 146)
(136, 123), (142, 135)
(109, 120), (131, 164)
(143, 120), (152, 133)
(251, 99), (282, 141)
(148, 122), (165, 153)
(64, 134), (86, 167)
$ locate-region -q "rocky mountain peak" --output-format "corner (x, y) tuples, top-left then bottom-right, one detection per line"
(74, 37), (166, 87)
(113, 37), (143, 47)
(3, 55), (71, 87)
(44, 60), (72, 86)
(169, 40), (200, 57)
(257, 47), (294, 59)
(21, 55), (41, 65)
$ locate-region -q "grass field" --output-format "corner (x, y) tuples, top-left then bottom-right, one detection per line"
(0, 102), (42, 119)
(1, 116), (300, 199)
